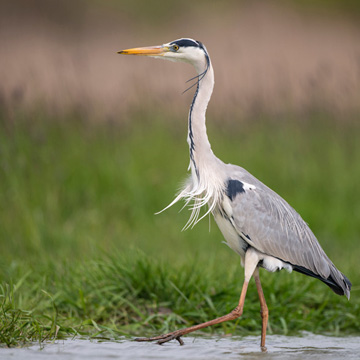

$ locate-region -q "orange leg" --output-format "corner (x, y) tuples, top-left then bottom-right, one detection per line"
(253, 268), (268, 351)
(136, 280), (249, 345)
(136, 249), (261, 346)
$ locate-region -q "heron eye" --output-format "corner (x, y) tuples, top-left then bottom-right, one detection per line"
(173, 44), (179, 51)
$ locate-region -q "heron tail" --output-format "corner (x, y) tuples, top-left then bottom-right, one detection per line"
(292, 264), (352, 300)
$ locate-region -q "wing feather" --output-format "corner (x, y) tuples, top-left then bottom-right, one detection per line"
(226, 166), (332, 279)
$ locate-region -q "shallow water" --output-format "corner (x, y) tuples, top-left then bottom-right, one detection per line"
(1, 334), (359, 360)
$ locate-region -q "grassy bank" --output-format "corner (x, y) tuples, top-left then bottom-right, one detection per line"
(0, 111), (359, 346)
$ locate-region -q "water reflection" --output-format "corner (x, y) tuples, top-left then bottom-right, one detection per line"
(1, 334), (359, 359)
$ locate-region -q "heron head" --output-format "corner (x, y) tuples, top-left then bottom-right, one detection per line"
(118, 38), (209, 70)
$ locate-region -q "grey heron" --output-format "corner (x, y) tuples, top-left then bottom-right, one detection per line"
(118, 38), (351, 350)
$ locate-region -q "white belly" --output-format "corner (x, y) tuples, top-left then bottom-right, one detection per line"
(213, 210), (293, 274)
(213, 211), (247, 259)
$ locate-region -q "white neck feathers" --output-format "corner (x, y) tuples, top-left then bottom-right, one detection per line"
(159, 55), (225, 229)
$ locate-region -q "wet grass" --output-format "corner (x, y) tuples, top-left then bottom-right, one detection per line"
(0, 110), (359, 346)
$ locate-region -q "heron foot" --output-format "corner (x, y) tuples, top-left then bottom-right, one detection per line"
(135, 331), (185, 345)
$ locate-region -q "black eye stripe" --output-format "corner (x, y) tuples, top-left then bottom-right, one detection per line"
(170, 39), (199, 48)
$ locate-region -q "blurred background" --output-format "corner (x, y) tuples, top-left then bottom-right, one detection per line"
(0, 0), (359, 317)
(2, 0), (360, 119)
(1, 0), (360, 264)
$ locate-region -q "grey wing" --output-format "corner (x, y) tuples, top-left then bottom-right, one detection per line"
(226, 167), (332, 278)
(231, 183), (332, 278)
(224, 167), (351, 298)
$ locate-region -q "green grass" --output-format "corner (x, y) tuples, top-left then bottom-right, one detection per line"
(0, 110), (359, 347)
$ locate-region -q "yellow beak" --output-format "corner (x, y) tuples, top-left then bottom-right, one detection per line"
(117, 46), (166, 56)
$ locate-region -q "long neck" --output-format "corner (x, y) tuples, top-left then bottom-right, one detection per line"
(188, 59), (216, 176)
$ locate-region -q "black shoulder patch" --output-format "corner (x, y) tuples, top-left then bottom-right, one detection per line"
(226, 179), (245, 201)
(170, 39), (199, 48)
